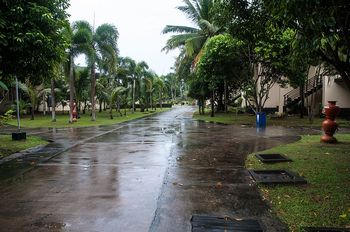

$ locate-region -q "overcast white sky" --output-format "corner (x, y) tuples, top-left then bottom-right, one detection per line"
(68, 0), (193, 75)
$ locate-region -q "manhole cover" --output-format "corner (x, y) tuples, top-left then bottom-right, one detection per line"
(191, 215), (263, 232)
(249, 170), (307, 184)
(255, 154), (292, 163)
(302, 227), (350, 232)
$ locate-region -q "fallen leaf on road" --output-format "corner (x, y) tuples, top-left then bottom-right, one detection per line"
(216, 182), (223, 189)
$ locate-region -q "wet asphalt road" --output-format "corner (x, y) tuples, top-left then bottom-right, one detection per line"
(0, 106), (319, 232)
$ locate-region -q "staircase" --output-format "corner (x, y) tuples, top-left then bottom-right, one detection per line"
(284, 74), (323, 108)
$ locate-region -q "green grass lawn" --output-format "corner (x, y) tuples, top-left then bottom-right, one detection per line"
(0, 135), (49, 159)
(246, 134), (350, 231)
(7, 108), (171, 128)
(194, 111), (350, 127)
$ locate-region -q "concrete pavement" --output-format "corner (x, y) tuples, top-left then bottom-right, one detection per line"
(0, 107), (316, 231)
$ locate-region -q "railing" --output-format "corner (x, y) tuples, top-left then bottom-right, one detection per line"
(284, 74), (323, 106)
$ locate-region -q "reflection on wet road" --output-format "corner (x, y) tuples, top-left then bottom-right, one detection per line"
(0, 107), (317, 231)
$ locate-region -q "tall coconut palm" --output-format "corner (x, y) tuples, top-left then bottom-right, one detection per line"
(118, 57), (137, 112)
(135, 61), (149, 111)
(154, 76), (166, 109)
(144, 71), (155, 110)
(164, 73), (179, 102)
(162, 0), (219, 73)
(66, 23), (91, 123)
(72, 21), (119, 121)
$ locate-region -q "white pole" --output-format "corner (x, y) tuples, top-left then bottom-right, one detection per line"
(15, 76), (21, 131)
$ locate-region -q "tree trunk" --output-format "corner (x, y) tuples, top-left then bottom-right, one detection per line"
(109, 102), (113, 119)
(300, 83), (305, 118)
(83, 100), (87, 114)
(99, 100), (102, 113)
(159, 92), (162, 110)
(132, 79), (136, 113)
(224, 80), (228, 113)
(171, 87), (174, 102)
(198, 99), (201, 114)
(91, 62), (96, 121)
(117, 100), (122, 116)
(31, 106), (34, 120)
(43, 93), (46, 116)
(51, 78), (56, 122)
(69, 54), (74, 123)
(211, 89), (215, 117)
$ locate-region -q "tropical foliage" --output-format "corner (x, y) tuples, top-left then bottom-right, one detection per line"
(0, 1), (178, 122)
(0, 0), (70, 82)
(162, 0), (218, 77)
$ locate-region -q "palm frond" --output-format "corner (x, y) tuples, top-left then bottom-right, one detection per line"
(198, 19), (219, 35)
(198, 0), (213, 21)
(162, 33), (201, 52)
(0, 81), (8, 91)
(185, 34), (207, 56)
(72, 20), (93, 34)
(95, 24), (119, 48)
(177, 0), (200, 23)
(162, 25), (199, 34)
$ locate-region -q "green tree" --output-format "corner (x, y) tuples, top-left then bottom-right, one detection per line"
(196, 34), (249, 116)
(187, 74), (210, 115)
(18, 80), (49, 120)
(108, 86), (126, 119)
(154, 76), (167, 109)
(0, 0), (70, 82)
(74, 67), (90, 114)
(264, 0), (350, 89)
(213, 0), (299, 114)
(162, 0), (219, 76)
(164, 73), (179, 102)
(72, 21), (119, 121)
(135, 61), (150, 112)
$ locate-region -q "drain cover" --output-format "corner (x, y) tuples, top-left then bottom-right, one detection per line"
(191, 215), (263, 232)
(303, 227), (350, 232)
(255, 154), (292, 163)
(249, 170), (307, 184)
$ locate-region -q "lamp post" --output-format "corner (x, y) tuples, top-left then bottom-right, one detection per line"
(16, 76), (20, 130)
(12, 76), (26, 140)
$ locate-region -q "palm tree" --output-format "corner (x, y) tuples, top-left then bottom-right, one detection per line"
(66, 23), (91, 123)
(144, 71), (155, 111)
(135, 61), (149, 111)
(162, 0), (219, 73)
(18, 80), (49, 120)
(72, 21), (119, 121)
(74, 67), (90, 114)
(154, 76), (166, 109)
(108, 86), (126, 119)
(119, 57), (137, 112)
(164, 73), (179, 102)
(50, 63), (65, 122)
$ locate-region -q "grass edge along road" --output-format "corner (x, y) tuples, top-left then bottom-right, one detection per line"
(7, 108), (171, 129)
(194, 111), (350, 128)
(246, 134), (350, 231)
(0, 135), (48, 159)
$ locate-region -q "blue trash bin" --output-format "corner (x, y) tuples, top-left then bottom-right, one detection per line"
(256, 112), (266, 128)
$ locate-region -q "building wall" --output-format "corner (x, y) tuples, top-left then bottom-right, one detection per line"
(264, 83), (293, 114)
(323, 75), (350, 108)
